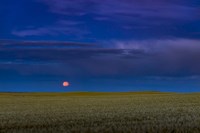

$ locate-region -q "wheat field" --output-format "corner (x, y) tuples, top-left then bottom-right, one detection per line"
(0, 92), (200, 133)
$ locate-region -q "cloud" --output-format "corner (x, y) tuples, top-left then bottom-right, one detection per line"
(40, 0), (199, 21)
(9, 0), (199, 40)
(0, 39), (97, 49)
(105, 39), (200, 77)
(1, 39), (200, 78)
(29, 0), (199, 40)
(12, 19), (89, 38)
(108, 39), (200, 52)
(12, 27), (56, 37)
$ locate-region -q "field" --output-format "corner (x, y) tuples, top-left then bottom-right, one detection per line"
(0, 92), (200, 133)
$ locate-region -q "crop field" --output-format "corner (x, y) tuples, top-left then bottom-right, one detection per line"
(0, 92), (200, 133)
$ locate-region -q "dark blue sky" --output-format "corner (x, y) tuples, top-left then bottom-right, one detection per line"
(0, 0), (200, 92)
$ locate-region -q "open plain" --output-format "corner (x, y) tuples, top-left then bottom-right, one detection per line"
(0, 92), (200, 133)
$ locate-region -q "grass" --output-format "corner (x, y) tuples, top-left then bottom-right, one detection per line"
(0, 92), (200, 133)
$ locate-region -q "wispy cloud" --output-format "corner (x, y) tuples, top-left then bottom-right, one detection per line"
(108, 39), (200, 52)
(40, 0), (199, 21)
(29, 0), (199, 40)
(12, 19), (89, 38)
(0, 39), (97, 49)
(9, 0), (200, 40)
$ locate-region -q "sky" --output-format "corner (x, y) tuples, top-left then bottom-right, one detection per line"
(0, 0), (200, 92)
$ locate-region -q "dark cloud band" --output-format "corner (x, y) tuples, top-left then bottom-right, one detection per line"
(0, 40), (97, 49)
(1, 39), (200, 78)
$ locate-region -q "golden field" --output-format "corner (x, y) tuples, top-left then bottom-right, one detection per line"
(0, 92), (200, 133)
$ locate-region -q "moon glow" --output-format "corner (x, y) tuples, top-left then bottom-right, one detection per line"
(63, 81), (70, 87)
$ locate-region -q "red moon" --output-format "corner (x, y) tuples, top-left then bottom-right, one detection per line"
(63, 81), (70, 87)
